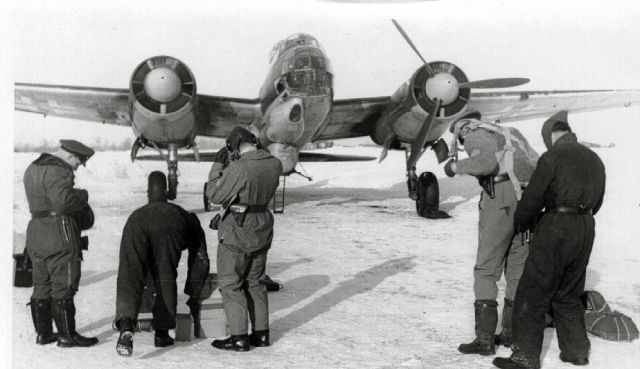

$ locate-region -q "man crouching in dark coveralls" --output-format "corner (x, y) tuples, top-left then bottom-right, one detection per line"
(206, 127), (282, 351)
(114, 171), (210, 357)
(24, 139), (98, 348)
(494, 111), (606, 369)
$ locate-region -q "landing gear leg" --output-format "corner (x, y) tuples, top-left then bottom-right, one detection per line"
(407, 166), (419, 201)
(167, 143), (179, 200)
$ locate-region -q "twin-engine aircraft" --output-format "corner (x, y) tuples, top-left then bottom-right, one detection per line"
(15, 21), (640, 217)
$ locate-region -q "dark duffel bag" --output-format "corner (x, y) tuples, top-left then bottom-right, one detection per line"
(13, 251), (33, 288)
(585, 310), (639, 341)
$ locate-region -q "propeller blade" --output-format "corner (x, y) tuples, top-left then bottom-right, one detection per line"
(391, 19), (435, 75)
(407, 98), (442, 169)
(457, 78), (530, 89)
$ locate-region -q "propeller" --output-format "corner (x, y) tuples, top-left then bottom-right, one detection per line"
(389, 19), (530, 168)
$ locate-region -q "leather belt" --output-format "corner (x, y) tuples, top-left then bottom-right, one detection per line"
(229, 204), (270, 214)
(493, 174), (510, 184)
(548, 206), (593, 215)
(31, 210), (59, 219)
(245, 204), (270, 213)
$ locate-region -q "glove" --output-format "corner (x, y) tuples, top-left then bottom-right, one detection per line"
(213, 147), (229, 166)
(75, 188), (89, 202)
(444, 159), (456, 177)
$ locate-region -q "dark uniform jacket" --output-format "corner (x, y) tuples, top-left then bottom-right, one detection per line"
(514, 133), (606, 228)
(24, 153), (88, 253)
(206, 149), (282, 252)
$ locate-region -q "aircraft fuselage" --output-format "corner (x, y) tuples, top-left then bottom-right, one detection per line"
(255, 33), (333, 173)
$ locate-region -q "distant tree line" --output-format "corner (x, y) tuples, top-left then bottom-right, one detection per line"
(14, 137), (225, 152)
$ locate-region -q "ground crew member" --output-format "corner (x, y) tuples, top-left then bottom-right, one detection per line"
(443, 112), (538, 356)
(493, 111), (606, 369)
(114, 171), (210, 357)
(206, 126), (282, 352)
(23, 139), (98, 347)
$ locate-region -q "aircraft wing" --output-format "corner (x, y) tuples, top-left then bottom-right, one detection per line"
(314, 97), (390, 140)
(466, 89), (640, 123)
(15, 83), (131, 125)
(195, 94), (262, 138)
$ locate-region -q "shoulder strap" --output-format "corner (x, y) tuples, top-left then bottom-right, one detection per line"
(469, 122), (524, 200)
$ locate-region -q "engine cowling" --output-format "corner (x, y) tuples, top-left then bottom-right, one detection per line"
(129, 56), (197, 147)
(371, 61), (470, 146)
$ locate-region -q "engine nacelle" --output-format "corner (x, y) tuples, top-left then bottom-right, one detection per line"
(129, 56), (197, 147)
(371, 61), (471, 146)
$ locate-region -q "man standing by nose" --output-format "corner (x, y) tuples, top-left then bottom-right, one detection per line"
(23, 139), (98, 347)
(206, 127), (282, 351)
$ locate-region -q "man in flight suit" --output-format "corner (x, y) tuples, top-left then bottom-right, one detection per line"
(23, 139), (98, 347)
(114, 171), (210, 357)
(444, 112), (538, 356)
(494, 111), (606, 369)
(206, 127), (282, 351)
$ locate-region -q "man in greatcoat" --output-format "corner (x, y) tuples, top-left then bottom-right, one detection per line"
(206, 126), (282, 352)
(493, 111), (606, 369)
(23, 139), (98, 347)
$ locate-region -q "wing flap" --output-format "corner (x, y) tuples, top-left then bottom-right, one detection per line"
(15, 83), (131, 125)
(467, 89), (640, 123)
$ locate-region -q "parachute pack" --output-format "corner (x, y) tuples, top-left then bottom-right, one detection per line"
(450, 119), (539, 200)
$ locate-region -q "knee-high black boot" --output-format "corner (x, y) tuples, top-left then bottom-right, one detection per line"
(458, 299), (498, 355)
(495, 298), (513, 347)
(51, 298), (98, 347)
(30, 298), (57, 345)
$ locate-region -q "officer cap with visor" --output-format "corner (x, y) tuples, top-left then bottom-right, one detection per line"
(60, 139), (95, 166)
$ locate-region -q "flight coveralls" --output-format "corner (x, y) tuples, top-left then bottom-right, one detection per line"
(509, 132), (605, 368)
(455, 126), (538, 353)
(206, 149), (282, 335)
(24, 153), (90, 301)
(114, 201), (210, 331)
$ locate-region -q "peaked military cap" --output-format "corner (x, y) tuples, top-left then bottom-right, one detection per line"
(60, 139), (95, 165)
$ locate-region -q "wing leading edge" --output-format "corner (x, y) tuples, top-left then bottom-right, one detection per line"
(467, 89), (640, 123)
(15, 83), (131, 125)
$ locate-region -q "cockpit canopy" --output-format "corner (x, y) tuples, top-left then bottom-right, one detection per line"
(269, 33), (325, 64)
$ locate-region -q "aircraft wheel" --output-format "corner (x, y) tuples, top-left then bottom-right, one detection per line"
(203, 182), (210, 212)
(416, 171), (451, 219)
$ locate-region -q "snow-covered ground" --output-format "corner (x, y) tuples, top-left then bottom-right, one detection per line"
(11, 109), (640, 369)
